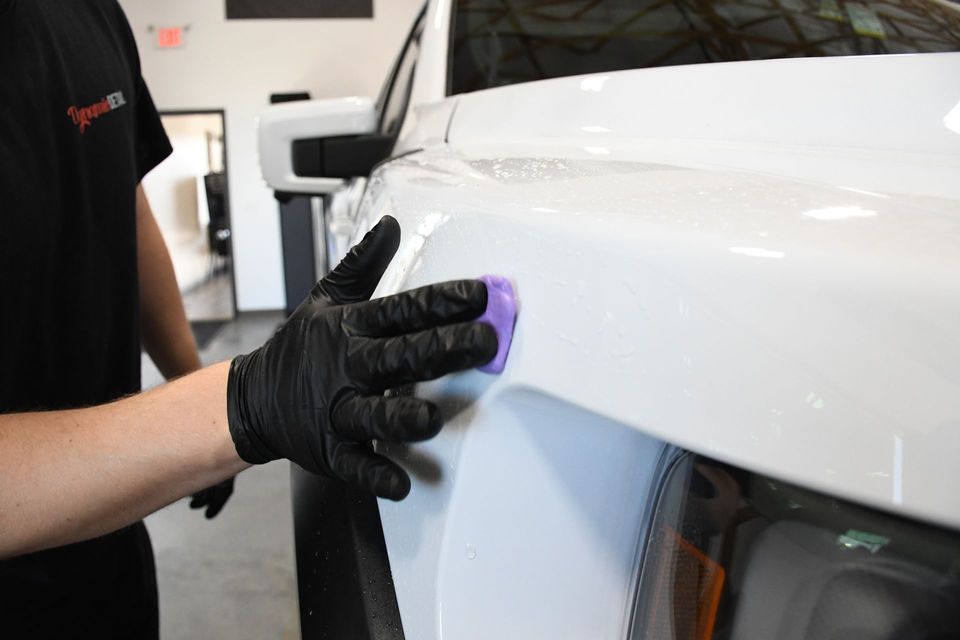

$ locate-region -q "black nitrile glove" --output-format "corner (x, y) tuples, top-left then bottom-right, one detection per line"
(189, 477), (235, 519)
(226, 216), (497, 500)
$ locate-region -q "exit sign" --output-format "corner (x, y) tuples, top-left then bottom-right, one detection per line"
(156, 26), (184, 49)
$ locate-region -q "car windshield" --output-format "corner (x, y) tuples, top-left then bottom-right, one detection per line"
(449, 0), (960, 95)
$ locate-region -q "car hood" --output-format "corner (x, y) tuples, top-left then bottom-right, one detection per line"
(447, 52), (960, 200)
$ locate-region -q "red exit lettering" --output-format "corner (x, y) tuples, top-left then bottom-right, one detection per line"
(157, 27), (183, 49)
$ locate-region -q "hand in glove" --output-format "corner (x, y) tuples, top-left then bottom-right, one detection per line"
(189, 477), (235, 519)
(226, 216), (497, 500)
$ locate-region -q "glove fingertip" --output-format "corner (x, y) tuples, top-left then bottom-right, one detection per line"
(423, 401), (443, 437)
(373, 215), (401, 248)
(315, 215), (402, 304)
(349, 215), (401, 266)
(371, 464), (411, 501)
(460, 278), (490, 317)
(408, 400), (443, 441)
(355, 215), (401, 280)
(470, 322), (500, 365)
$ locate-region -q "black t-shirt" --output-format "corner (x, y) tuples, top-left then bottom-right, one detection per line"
(0, 0), (172, 636)
(0, 0), (171, 412)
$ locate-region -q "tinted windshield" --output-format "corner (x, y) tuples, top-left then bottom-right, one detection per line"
(450, 0), (960, 95)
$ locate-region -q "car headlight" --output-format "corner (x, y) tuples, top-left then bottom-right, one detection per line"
(629, 454), (960, 640)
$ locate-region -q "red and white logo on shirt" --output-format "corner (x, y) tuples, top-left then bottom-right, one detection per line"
(66, 91), (127, 134)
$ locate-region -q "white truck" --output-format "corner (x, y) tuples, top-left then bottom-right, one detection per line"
(258, 1), (960, 638)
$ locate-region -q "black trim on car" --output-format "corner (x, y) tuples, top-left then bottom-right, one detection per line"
(624, 445), (685, 634)
(293, 135), (399, 180)
(292, 465), (405, 640)
(445, 1), (457, 97)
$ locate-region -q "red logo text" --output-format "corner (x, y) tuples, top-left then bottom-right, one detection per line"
(67, 91), (127, 134)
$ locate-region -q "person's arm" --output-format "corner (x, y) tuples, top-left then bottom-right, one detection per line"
(0, 362), (247, 559)
(137, 184), (237, 517)
(0, 216), (497, 560)
(136, 184), (202, 379)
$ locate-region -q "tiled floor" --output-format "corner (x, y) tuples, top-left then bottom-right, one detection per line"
(142, 311), (301, 640)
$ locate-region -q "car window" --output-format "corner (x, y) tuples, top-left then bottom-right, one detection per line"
(630, 453), (960, 639)
(377, 8), (426, 136)
(449, 0), (960, 95)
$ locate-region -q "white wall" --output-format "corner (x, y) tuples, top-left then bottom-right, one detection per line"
(118, 0), (426, 310)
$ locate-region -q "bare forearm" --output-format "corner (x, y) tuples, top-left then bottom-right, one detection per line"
(0, 216), (497, 564)
(137, 185), (202, 378)
(0, 362), (248, 559)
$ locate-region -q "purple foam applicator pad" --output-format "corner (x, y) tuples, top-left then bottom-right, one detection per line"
(476, 275), (517, 374)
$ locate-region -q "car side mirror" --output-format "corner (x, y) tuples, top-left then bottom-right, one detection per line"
(258, 97), (394, 195)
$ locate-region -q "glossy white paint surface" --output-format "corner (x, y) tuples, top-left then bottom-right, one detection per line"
(448, 53), (960, 199)
(324, 178), (368, 274)
(257, 97), (376, 194)
(398, 98), (457, 154)
(377, 388), (662, 639)
(364, 146), (960, 532)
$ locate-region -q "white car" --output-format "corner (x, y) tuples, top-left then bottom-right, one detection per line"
(259, 1), (960, 638)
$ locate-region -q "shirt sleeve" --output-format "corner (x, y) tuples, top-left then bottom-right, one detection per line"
(110, 0), (173, 182)
(133, 77), (173, 183)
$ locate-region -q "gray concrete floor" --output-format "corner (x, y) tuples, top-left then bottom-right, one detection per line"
(183, 271), (235, 322)
(142, 311), (300, 640)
